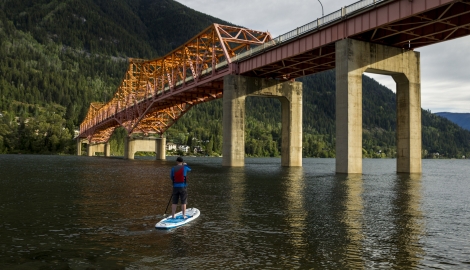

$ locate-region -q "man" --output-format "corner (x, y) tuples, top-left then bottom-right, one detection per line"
(170, 156), (191, 219)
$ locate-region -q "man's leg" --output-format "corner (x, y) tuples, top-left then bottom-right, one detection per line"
(172, 204), (177, 219)
(171, 189), (179, 219)
(181, 188), (187, 218)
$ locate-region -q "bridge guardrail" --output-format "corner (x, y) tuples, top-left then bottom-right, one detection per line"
(231, 0), (389, 63)
(346, 0), (377, 14)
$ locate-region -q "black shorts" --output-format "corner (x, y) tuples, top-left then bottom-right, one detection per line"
(172, 187), (187, 204)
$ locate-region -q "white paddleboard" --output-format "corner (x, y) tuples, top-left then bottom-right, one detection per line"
(155, 208), (200, 229)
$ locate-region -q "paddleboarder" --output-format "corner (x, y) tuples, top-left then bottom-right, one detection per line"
(170, 157), (191, 219)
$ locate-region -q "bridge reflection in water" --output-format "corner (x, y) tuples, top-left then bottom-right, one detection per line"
(0, 155), (438, 268)
(391, 174), (424, 267)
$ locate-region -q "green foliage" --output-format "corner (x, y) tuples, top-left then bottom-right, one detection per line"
(0, 11), (126, 124)
(0, 105), (74, 154)
(3, 0), (231, 58)
(108, 127), (127, 156)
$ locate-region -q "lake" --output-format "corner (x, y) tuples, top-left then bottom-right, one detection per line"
(1, 155), (469, 269)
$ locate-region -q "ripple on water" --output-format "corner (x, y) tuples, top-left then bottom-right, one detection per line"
(1, 156), (470, 268)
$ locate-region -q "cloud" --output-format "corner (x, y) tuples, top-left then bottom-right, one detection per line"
(176, 0), (470, 113)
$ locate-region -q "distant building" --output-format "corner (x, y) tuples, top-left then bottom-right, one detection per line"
(178, 145), (190, 153)
(193, 146), (203, 154)
(166, 142), (177, 151)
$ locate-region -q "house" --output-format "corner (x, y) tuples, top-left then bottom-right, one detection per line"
(178, 145), (190, 153)
(166, 142), (177, 151)
(193, 146), (203, 154)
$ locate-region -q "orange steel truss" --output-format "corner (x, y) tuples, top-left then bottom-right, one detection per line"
(79, 24), (271, 143)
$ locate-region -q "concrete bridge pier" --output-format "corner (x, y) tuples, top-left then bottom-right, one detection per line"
(104, 143), (111, 157)
(76, 139), (84, 156)
(156, 137), (166, 160)
(335, 38), (421, 174)
(124, 137), (166, 160)
(87, 144), (93, 157)
(86, 143), (105, 157)
(222, 75), (302, 167)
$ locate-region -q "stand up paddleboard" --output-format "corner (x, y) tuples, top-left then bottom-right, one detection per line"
(155, 208), (200, 229)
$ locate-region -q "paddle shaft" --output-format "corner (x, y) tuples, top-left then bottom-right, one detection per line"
(164, 194), (172, 216)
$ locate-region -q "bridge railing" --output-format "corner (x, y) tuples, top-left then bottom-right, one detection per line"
(196, 0), (389, 75)
(346, 0), (377, 14)
(231, 0), (390, 62)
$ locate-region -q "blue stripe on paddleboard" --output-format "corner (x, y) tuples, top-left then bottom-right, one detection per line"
(162, 216), (193, 224)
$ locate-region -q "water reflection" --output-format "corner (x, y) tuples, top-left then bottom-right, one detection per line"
(340, 174), (365, 269)
(361, 173), (424, 268)
(74, 159), (171, 267)
(281, 167), (307, 255)
(312, 174), (366, 268)
(227, 167), (247, 223)
(2, 156), (464, 269)
(391, 173), (424, 268)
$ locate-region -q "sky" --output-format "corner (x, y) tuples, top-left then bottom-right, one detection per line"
(176, 0), (470, 113)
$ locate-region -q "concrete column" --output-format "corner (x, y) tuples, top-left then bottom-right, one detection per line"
(124, 137), (135, 160)
(104, 143), (111, 157)
(87, 143), (94, 157)
(87, 143), (105, 157)
(156, 137), (166, 160)
(280, 86), (302, 167)
(222, 75), (302, 167)
(125, 137), (161, 160)
(335, 39), (421, 174)
(393, 73), (422, 173)
(222, 75), (247, 167)
(76, 139), (82, 156)
(336, 40), (363, 174)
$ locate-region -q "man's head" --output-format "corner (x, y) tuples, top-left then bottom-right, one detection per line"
(176, 157), (184, 163)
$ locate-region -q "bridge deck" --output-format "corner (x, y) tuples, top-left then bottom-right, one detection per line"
(239, 0), (469, 79)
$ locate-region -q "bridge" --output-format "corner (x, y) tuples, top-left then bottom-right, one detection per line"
(78, 0), (470, 173)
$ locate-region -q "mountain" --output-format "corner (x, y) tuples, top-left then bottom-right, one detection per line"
(1, 0), (470, 158)
(435, 112), (470, 131)
(2, 0), (231, 58)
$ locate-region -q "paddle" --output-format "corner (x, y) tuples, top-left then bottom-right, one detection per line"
(163, 194), (173, 217)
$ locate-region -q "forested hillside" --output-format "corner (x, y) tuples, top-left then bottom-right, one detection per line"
(1, 0), (469, 158)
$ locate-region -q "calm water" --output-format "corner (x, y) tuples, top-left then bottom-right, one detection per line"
(1, 155), (469, 269)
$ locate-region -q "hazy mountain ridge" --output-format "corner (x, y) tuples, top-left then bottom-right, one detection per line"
(436, 112), (470, 131)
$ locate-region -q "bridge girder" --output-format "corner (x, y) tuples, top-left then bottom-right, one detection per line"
(79, 24), (271, 143)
